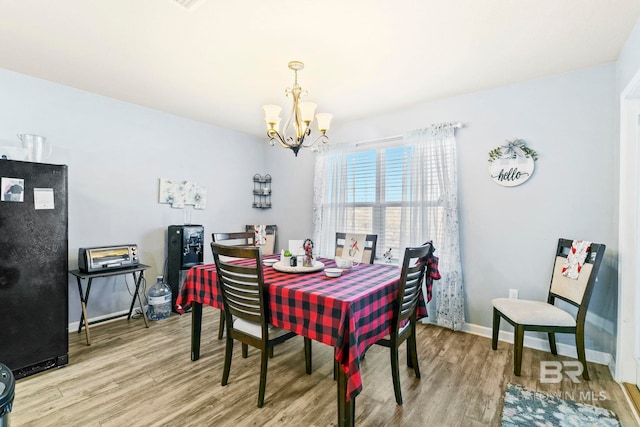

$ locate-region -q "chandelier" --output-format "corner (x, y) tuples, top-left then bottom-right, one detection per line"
(263, 61), (332, 156)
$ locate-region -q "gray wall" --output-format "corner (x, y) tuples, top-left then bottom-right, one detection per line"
(0, 68), (269, 323)
(274, 63), (618, 358)
(617, 19), (640, 95)
(262, 144), (317, 250)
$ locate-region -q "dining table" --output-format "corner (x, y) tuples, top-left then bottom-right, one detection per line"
(176, 255), (428, 426)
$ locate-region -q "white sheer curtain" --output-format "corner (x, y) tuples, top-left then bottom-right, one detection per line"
(312, 143), (359, 258)
(312, 124), (465, 330)
(401, 126), (465, 331)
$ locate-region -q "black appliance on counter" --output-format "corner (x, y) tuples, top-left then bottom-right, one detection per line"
(0, 160), (68, 379)
(167, 225), (204, 310)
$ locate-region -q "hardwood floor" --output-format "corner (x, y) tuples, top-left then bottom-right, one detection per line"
(11, 307), (639, 426)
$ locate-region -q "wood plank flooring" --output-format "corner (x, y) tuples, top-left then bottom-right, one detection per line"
(625, 383), (640, 422)
(11, 307), (639, 426)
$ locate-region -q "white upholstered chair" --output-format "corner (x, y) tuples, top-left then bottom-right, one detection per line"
(491, 238), (606, 380)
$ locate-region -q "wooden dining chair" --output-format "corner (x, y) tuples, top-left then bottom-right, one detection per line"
(375, 242), (433, 405)
(335, 232), (378, 264)
(212, 231), (257, 340)
(212, 231), (255, 247)
(245, 225), (277, 255)
(211, 242), (311, 408)
(326, 232), (385, 380)
(491, 238), (606, 380)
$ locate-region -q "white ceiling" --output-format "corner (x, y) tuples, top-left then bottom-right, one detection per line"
(1, 1), (639, 138)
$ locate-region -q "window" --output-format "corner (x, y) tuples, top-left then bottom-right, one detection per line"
(314, 126), (464, 329)
(314, 137), (450, 262)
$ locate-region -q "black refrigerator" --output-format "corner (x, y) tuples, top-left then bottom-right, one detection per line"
(0, 160), (69, 379)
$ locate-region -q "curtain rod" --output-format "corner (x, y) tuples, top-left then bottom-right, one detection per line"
(355, 122), (463, 147)
(355, 135), (403, 146)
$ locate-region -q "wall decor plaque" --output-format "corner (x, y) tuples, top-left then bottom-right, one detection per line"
(488, 138), (538, 187)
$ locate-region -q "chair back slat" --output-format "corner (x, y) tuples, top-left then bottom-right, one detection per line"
(212, 232), (255, 247)
(211, 242), (265, 325)
(395, 243), (433, 326)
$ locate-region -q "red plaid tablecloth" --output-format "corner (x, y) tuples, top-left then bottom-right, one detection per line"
(176, 256), (427, 401)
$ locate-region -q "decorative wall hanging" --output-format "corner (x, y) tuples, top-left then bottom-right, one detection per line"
(158, 178), (207, 209)
(488, 138), (538, 187)
(252, 174), (271, 209)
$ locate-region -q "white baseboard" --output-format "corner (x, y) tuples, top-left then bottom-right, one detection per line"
(587, 311), (616, 336)
(462, 322), (612, 365)
(420, 317), (616, 377)
(68, 307), (142, 332)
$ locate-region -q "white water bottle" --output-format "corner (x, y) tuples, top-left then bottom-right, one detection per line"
(147, 276), (172, 320)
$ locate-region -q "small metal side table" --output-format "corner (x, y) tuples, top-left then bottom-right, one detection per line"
(69, 264), (150, 345)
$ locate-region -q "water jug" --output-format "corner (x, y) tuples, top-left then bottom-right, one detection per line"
(147, 276), (172, 320)
(0, 363), (14, 427)
(17, 134), (51, 162)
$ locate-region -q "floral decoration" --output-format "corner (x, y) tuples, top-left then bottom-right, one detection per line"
(488, 138), (538, 162)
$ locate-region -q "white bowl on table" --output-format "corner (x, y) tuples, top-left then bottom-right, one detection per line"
(334, 257), (358, 269)
(324, 268), (343, 278)
(263, 258), (277, 267)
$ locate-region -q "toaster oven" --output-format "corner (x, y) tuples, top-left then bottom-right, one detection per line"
(78, 244), (139, 273)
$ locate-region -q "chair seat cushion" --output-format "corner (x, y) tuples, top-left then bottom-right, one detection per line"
(491, 298), (576, 327)
(379, 320), (412, 341)
(233, 318), (292, 339)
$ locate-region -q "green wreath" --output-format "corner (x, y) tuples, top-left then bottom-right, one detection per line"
(488, 140), (538, 162)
